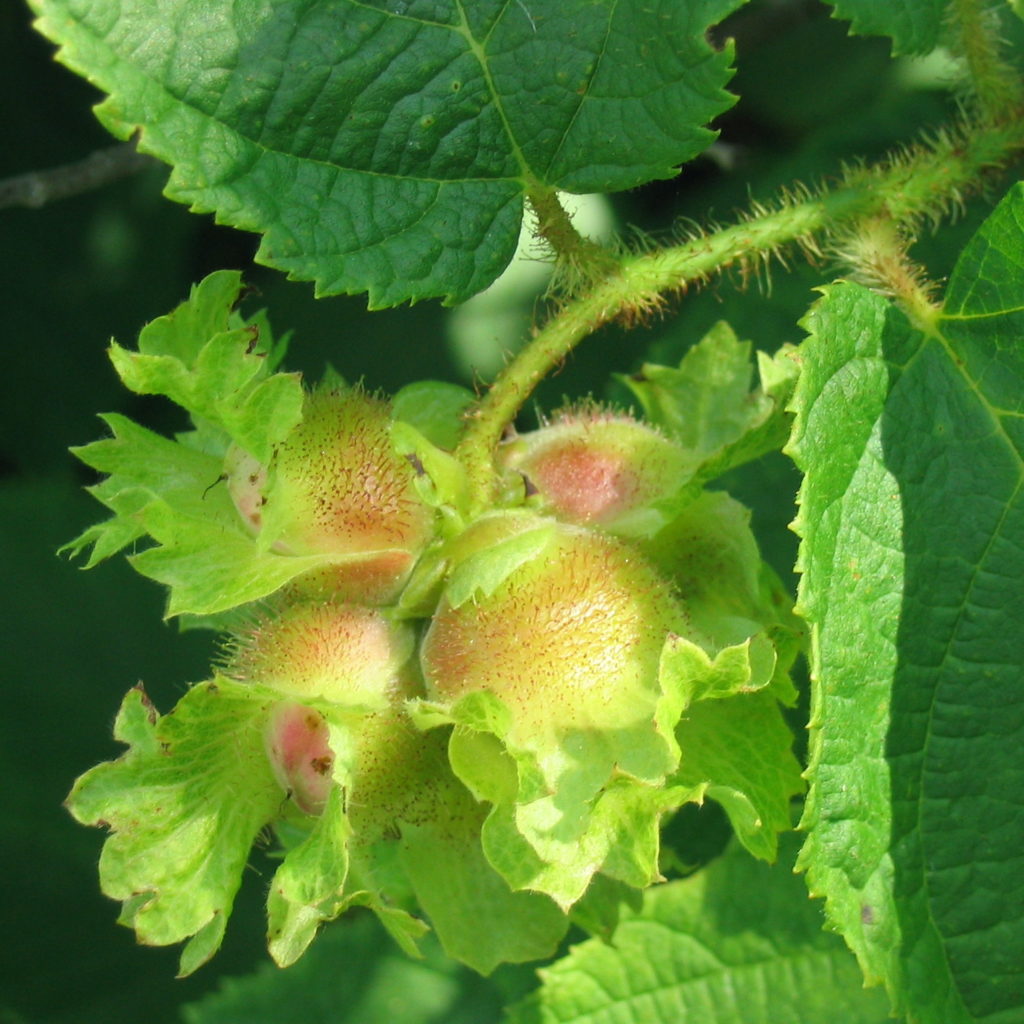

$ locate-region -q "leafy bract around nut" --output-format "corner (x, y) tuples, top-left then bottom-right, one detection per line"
(72, 607), (568, 976)
(620, 321), (800, 486)
(225, 387), (436, 605)
(498, 405), (696, 537)
(63, 273), (451, 619)
(66, 600), (440, 973)
(415, 510), (801, 909)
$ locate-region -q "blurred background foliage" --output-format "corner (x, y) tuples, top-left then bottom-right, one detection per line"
(1, 1), (1008, 1020)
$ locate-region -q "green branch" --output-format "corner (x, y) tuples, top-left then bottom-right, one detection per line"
(830, 215), (942, 331)
(526, 188), (616, 275)
(949, 0), (1024, 118)
(455, 113), (1024, 514)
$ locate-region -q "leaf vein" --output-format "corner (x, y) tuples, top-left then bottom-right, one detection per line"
(454, 0), (534, 183)
(542, 0), (616, 180)
(552, 944), (865, 1024)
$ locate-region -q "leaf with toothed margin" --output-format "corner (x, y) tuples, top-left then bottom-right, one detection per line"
(822, 0), (946, 55)
(65, 680), (284, 976)
(506, 834), (893, 1024)
(29, 0), (744, 306)
(620, 322), (800, 486)
(790, 184), (1024, 1023)
(414, 630), (798, 911)
(109, 271), (303, 464)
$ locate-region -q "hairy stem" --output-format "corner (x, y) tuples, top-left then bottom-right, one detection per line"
(948, 0), (1024, 118)
(832, 216), (941, 329)
(526, 188), (616, 273)
(456, 115), (1024, 514)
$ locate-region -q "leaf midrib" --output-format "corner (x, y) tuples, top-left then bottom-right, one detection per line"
(454, 0), (535, 186)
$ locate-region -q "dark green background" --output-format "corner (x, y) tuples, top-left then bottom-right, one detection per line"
(0, 1), (989, 1020)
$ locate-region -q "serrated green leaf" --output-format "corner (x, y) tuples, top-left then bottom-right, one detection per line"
(106, 271), (303, 464)
(672, 689), (804, 862)
(66, 680), (283, 975)
(506, 834), (892, 1024)
(790, 184), (1024, 1024)
(620, 322), (799, 484)
(30, 0), (742, 305)
(823, 0), (946, 55)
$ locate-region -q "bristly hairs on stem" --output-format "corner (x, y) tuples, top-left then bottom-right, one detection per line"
(835, 121), (980, 233)
(650, 179), (824, 303)
(456, 94), (1024, 517)
(526, 188), (619, 298)
(947, 0), (1024, 121)
(829, 214), (942, 328)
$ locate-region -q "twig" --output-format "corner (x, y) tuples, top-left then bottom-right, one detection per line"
(0, 142), (156, 211)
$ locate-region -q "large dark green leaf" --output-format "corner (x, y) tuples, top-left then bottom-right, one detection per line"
(30, 0), (742, 306)
(791, 185), (1024, 1023)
